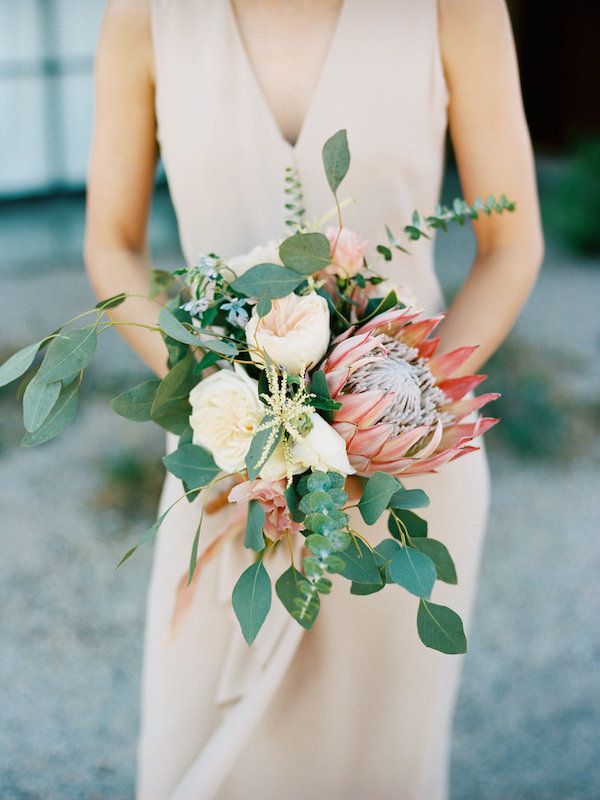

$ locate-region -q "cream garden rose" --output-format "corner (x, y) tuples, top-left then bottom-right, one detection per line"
(245, 292), (330, 375)
(292, 412), (355, 475)
(189, 367), (262, 473)
(227, 240), (282, 278)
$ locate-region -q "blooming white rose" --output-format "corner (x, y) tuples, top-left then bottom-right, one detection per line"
(189, 367), (262, 473)
(291, 413), (355, 475)
(245, 292), (330, 375)
(227, 240), (282, 278)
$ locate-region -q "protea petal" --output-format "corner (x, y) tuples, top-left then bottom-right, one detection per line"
(437, 374), (487, 402)
(346, 424), (394, 458)
(443, 392), (500, 422)
(326, 332), (385, 372)
(334, 389), (395, 426)
(325, 367), (349, 398)
(440, 417), (498, 449)
(374, 425), (431, 461)
(359, 307), (422, 335)
(399, 315), (444, 348)
(416, 336), (440, 360)
(411, 418), (444, 459)
(430, 345), (479, 380)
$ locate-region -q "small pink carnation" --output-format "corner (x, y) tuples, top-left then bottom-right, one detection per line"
(325, 226), (368, 279)
(228, 479), (304, 539)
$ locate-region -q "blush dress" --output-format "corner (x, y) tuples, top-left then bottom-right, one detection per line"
(137, 1), (491, 798)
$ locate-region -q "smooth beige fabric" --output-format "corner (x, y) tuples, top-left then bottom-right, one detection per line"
(138, 1), (490, 798)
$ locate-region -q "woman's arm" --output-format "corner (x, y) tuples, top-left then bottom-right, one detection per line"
(437, 0), (544, 375)
(84, 0), (169, 378)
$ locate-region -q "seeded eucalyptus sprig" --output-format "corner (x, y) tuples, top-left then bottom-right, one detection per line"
(377, 194), (517, 261)
(284, 166), (306, 233)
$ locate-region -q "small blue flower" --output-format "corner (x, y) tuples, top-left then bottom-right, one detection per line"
(195, 253), (218, 271)
(202, 266), (219, 281)
(220, 298), (249, 328)
(181, 297), (210, 318)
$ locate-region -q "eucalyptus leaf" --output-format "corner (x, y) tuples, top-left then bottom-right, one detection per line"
(374, 538), (401, 581)
(388, 508), (428, 539)
(388, 488), (430, 510)
(193, 350), (221, 375)
(23, 375), (61, 433)
(95, 292), (127, 310)
(162, 442), (220, 488)
(245, 499), (266, 551)
(279, 232), (331, 275)
(230, 263), (303, 300)
(110, 379), (161, 421)
(232, 560), (272, 645)
(358, 471), (402, 525)
(417, 599), (467, 654)
(0, 341), (42, 388)
(410, 538), (457, 585)
(257, 295), (272, 317)
(245, 421), (281, 480)
(116, 501), (174, 567)
(322, 129), (350, 194)
(153, 410), (191, 435)
(337, 536), (382, 585)
(310, 369), (337, 422)
(158, 308), (204, 347)
(388, 545), (436, 599)
(151, 353), (195, 417)
(284, 482), (304, 523)
(148, 269), (176, 299)
(37, 328), (97, 384)
(21, 381), (79, 447)
(276, 566), (319, 630)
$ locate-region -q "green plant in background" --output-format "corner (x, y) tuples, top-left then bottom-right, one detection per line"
(485, 335), (595, 459)
(94, 450), (165, 522)
(543, 136), (600, 257)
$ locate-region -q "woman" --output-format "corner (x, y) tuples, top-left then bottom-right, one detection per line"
(85, 1), (543, 798)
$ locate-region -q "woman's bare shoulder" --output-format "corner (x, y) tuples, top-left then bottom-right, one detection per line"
(438, 0), (515, 78)
(99, 0), (153, 78)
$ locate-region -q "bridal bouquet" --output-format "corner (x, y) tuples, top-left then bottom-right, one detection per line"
(0, 131), (514, 653)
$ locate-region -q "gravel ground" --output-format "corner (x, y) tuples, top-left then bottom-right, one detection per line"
(0, 176), (599, 799)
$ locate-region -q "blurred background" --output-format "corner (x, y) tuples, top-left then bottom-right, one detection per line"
(1, 1), (599, 798)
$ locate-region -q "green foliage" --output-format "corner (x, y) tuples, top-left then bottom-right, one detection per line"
(388, 488), (430, 510)
(95, 292), (127, 310)
(322, 129), (350, 194)
(276, 566), (319, 629)
(21, 381), (79, 447)
(232, 559), (272, 645)
(410, 538), (457, 585)
(148, 269), (176, 299)
(110, 379), (161, 421)
(245, 419), (281, 479)
(151, 352), (196, 418)
(279, 232), (331, 275)
(245, 499), (266, 551)
(337, 536), (382, 585)
(0, 341), (42, 388)
(417, 599), (467, 654)
(37, 328), (97, 384)
(387, 545), (436, 598)
(543, 137), (600, 256)
(358, 472), (402, 525)
(230, 263), (304, 300)
(22, 374), (61, 433)
(388, 508), (428, 539)
(158, 307), (236, 356)
(284, 166), (306, 232)
(162, 442), (220, 488)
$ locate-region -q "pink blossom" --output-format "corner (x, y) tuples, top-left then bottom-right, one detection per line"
(228, 479), (304, 539)
(325, 227), (368, 279)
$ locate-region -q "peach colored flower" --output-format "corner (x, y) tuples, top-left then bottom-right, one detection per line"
(228, 479), (304, 539)
(325, 226), (368, 279)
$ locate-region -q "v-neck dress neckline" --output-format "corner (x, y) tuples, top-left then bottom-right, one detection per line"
(224, 0), (351, 152)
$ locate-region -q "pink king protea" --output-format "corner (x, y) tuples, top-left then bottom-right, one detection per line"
(319, 307), (499, 476)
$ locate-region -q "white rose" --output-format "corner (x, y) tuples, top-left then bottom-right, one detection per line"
(245, 292), (331, 375)
(189, 367), (262, 473)
(374, 279), (417, 309)
(227, 240), (282, 278)
(292, 413), (355, 475)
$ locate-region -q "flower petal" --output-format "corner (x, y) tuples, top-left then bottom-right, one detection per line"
(399, 315), (444, 347)
(346, 423), (394, 458)
(334, 389), (394, 426)
(443, 392), (500, 422)
(437, 374), (487, 401)
(374, 425), (431, 460)
(429, 346), (479, 381)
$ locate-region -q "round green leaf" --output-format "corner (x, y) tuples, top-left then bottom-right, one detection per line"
(232, 560), (272, 645)
(388, 545), (436, 598)
(36, 328), (97, 384)
(279, 232), (331, 275)
(417, 599), (467, 654)
(0, 341), (42, 388)
(23, 375), (61, 433)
